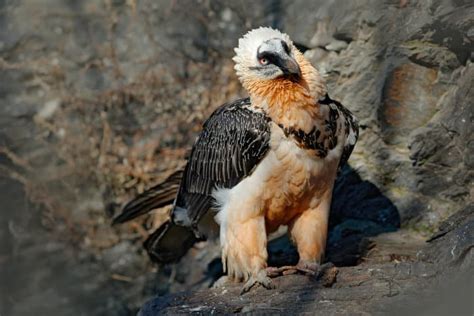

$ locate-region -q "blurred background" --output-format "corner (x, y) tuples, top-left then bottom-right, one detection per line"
(0, 0), (472, 315)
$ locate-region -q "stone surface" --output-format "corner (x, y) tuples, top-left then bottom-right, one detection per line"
(288, 0), (474, 228)
(140, 208), (473, 315)
(1, 0), (473, 315)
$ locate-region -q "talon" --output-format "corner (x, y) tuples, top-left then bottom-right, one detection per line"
(282, 268), (298, 276)
(266, 266), (280, 277)
(317, 262), (334, 275)
(266, 265), (298, 277)
(296, 267), (316, 275)
(295, 261), (319, 276)
(241, 272), (275, 294)
(267, 261), (322, 277)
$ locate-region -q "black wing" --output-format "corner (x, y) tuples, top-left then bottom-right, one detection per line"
(335, 101), (359, 170)
(319, 93), (359, 170)
(112, 170), (183, 225)
(173, 97), (271, 230)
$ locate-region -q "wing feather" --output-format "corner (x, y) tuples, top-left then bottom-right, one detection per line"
(319, 93), (359, 170)
(112, 170), (183, 225)
(173, 98), (271, 229)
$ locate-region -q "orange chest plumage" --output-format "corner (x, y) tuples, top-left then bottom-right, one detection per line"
(257, 123), (341, 233)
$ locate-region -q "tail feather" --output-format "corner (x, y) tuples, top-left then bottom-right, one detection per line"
(112, 169), (183, 225)
(144, 220), (197, 263)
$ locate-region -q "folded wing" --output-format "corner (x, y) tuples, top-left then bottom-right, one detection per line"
(114, 97), (272, 263)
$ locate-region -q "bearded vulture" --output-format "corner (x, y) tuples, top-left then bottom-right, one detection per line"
(114, 27), (358, 293)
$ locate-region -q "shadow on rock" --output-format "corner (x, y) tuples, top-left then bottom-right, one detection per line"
(327, 164), (400, 266)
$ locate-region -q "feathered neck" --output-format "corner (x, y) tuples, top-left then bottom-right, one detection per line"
(240, 49), (326, 132)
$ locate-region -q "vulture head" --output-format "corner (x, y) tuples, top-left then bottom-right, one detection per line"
(233, 27), (301, 83)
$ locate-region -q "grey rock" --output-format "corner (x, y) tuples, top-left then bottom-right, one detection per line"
(139, 206), (473, 315)
(1, 0), (473, 315)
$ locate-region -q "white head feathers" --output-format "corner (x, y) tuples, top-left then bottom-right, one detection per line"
(233, 27), (293, 80)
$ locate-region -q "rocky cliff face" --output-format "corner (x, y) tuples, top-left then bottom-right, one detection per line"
(0, 0), (472, 315)
(286, 0), (473, 226)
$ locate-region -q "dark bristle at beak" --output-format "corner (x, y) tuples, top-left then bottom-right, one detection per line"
(286, 73), (301, 83)
(280, 57), (302, 79)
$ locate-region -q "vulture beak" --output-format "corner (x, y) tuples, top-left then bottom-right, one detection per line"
(278, 54), (301, 78)
(257, 39), (302, 80)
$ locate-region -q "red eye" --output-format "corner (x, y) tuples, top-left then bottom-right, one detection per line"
(259, 58), (269, 65)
